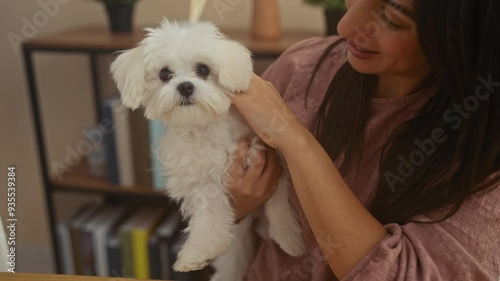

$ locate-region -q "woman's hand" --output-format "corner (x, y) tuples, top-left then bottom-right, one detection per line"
(228, 137), (283, 222)
(232, 73), (305, 150)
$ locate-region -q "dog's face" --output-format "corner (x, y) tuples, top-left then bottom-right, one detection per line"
(111, 19), (253, 126)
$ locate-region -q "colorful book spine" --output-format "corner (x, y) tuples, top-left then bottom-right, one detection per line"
(112, 98), (135, 187)
(156, 211), (182, 279)
(69, 204), (103, 275)
(131, 229), (151, 279)
(100, 95), (120, 185)
(119, 224), (134, 278)
(56, 221), (75, 274)
(148, 236), (161, 279)
(148, 119), (166, 190)
(106, 231), (122, 277)
(129, 108), (153, 188)
(131, 208), (166, 279)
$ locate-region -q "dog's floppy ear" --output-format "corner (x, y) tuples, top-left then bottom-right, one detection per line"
(111, 45), (145, 110)
(216, 39), (254, 92)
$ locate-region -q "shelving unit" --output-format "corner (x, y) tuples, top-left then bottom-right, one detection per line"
(51, 160), (165, 197)
(22, 25), (320, 276)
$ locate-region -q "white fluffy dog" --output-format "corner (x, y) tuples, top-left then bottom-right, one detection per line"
(111, 18), (305, 281)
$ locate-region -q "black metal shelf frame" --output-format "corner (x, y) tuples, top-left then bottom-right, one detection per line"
(22, 45), (116, 274)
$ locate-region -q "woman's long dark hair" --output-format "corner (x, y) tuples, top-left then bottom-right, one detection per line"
(309, 0), (500, 225)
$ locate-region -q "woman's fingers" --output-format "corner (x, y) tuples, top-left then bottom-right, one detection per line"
(244, 149), (266, 181)
(259, 148), (282, 198)
(238, 148), (265, 196)
(230, 136), (251, 178)
(227, 136), (283, 223)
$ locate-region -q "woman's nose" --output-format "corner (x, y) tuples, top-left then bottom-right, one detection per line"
(337, 0), (380, 41)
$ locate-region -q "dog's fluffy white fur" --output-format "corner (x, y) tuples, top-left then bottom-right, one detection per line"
(111, 18), (305, 281)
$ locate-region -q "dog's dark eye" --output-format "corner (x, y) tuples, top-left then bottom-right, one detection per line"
(159, 67), (173, 82)
(196, 64), (210, 78)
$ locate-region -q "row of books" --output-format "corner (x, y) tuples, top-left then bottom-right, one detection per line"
(85, 94), (166, 190)
(56, 203), (204, 280)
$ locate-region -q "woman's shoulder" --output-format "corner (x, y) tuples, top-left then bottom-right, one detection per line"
(270, 35), (345, 73)
(260, 36), (347, 127)
(262, 35), (346, 95)
(284, 35), (345, 62)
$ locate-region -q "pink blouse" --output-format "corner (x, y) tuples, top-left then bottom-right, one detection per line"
(243, 36), (500, 281)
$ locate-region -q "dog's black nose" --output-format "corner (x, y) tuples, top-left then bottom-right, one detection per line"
(177, 82), (195, 97)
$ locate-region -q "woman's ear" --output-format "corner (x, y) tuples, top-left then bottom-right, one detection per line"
(110, 45), (146, 110)
(216, 40), (254, 92)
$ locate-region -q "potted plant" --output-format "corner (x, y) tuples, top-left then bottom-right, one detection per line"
(98, 0), (140, 33)
(304, 0), (346, 36)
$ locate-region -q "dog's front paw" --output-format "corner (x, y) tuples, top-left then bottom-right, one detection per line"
(279, 235), (306, 257)
(173, 238), (232, 272)
(173, 252), (213, 272)
(268, 214), (306, 257)
(272, 235), (306, 257)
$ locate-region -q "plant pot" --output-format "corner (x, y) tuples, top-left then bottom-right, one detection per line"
(105, 3), (135, 33)
(324, 8), (345, 36)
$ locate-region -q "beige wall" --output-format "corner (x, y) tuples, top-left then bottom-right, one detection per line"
(0, 0), (324, 273)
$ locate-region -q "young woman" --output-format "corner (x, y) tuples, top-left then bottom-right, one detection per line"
(228, 0), (500, 280)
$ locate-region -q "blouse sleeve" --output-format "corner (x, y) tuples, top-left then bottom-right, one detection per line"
(258, 40), (307, 99)
(341, 180), (500, 281)
(256, 36), (347, 137)
(259, 36), (345, 101)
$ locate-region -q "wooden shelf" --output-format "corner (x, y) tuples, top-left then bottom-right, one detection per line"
(51, 160), (166, 197)
(23, 26), (145, 52)
(0, 272), (170, 281)
(23, 25), (321, 55)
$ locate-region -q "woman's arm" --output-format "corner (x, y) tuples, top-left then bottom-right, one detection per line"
(232, 65), (499, 280)
(232, 74), (387, 279)
(280, 121), (387, 279)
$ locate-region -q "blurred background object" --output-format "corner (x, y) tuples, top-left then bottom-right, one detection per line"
(303, 0), (347, 35)
(98, 0), (142, 33)
(188, 0), (207, 22)
(251, 0), (281, 41)
(0, 214), (9, 272)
